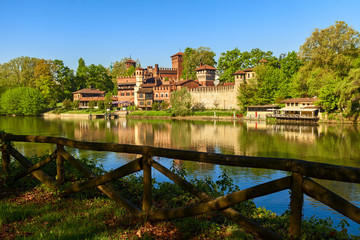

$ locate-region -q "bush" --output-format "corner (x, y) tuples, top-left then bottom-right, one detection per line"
(192, 102), (205, 111)
(152, 102), (160, 111)
(88, 100), (96, 110)
(72, 100), (80, 110)
(62, 99), (72, 110)
(97, 101), (105, 110)
(0, 87), (47, 115)
(160, 101), (170, 110)
(170, 88), (192, 116)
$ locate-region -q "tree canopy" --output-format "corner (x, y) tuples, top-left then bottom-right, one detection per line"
(217, 48), (275, 83)
(181, 47), (216, 80)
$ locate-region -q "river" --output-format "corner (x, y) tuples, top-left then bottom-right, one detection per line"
(0, 116), (359, 234)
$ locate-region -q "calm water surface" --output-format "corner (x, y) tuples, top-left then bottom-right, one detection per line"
(1, 116), (359, 234)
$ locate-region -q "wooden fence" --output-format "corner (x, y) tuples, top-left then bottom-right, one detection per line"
(0, 132), (359, 239)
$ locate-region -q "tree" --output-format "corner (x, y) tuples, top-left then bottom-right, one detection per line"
(53, 60), (75, 101)
(0, 57), (40, 98)
(152, 102), (160, 111)
(75, 58), (87, 90)
(338, 68), (360, 115)
(62, 99), (72, 110)
(88, 100), (96, 110)
(217, 48), (275, 83)
(87, 64), (114, 92)
(181, 47), (216, 80)
(0, 87), (46, 115)
(299, 21), (360, 77)
(170, 88), (192, 116)
(160, 101), (169, 110)
(72, 100), (80, 110)
(34, 59), (60, 102)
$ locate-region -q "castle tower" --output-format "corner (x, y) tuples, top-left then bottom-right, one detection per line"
(125, 59), (136, 69)
(134, 67), (144, 106)
(171, 52), (184, 81)
(195, 64), (217, 86)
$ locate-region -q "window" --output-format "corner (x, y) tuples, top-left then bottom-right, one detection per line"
(291, 103), (294, 106)
(140, 101), (144, 105)
(295, 103), (298, 106)
(247, 73), (250, 78)
(252, 73), (255, 77)
(161, 93), (164, 98)
(155, 93), (159, 98)
(139, 94), (144, 98)
(121, 92), (124, 96)
(165, 93), (168, 98)
(126, 92), (130, 96)
(287, 103), (290, 106)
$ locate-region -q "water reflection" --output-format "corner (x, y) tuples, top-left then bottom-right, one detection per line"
(0, 116), (359, 233)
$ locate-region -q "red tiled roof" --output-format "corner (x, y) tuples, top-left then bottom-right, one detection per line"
(243, 68), (254, 72)
(126, 59), (136, 63)
(171, 52), (184, 57)
(73, 88), (105, 94)
(174, 80), (198, 86)
(135, 67), (144, 70)
(248, 104), (280, 108)
(195, 65), (217, 71)
(281, 98), (318, 103)
(259, 59), (268, 63)
(78, 96), (117, 101)
(223, 82), (235, 86)
(233, 70), (246, 75)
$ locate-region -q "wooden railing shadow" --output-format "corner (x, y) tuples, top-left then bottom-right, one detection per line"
(1, 132), (359, 240)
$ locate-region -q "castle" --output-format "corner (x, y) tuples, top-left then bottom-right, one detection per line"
(116, 52), (258, 110)
(73, 52), (257, 110)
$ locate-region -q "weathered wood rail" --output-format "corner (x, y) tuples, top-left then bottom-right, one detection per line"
(1, 132), (359, 239)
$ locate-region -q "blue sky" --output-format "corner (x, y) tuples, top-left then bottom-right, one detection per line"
(1, 0), (360, 70)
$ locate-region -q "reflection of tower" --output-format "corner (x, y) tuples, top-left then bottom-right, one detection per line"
(134, 124), (142, 146)
(134, 67), (144, 106)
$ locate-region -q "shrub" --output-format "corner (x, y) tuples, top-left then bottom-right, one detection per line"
(62, 99), (72, 110)
(97, 101), (105, 110)
(170, 88), (192, 116)
(152, 102), (160, 111)
(71, 100), (80, 110)
(160, 101), (170, 110)
(0, 87), (47, 115)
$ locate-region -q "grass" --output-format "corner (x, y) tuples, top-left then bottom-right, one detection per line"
(0, 156), (357, 240)
(128, 110), (172, 117)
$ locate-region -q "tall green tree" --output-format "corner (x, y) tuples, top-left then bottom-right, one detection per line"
(299, 21), (360, 77)
(75, 58), (88, 90)
(34, 59), (60, 102)
(87, 64), (114, 92)
(181, 47), (216, 80)
(0, 56), (39, 91)
(217, 48), (275, 83)
(53, 60), (75, 101)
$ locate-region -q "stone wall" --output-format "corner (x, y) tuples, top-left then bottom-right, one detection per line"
(190, 85), (239, 110)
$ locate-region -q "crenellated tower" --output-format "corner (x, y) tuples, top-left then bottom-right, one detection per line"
(134, 67), (144, 106)
(171, 52), (184, 80)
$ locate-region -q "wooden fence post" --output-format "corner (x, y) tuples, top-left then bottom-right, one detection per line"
(289, 172), (304, 238)
(56, 145), (65, 185)
(1, 148), (10, 175)
(142, 154), (152, 212)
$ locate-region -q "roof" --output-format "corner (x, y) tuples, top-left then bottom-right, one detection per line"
(135, 67), (144, 70)
(248, 104), (280, 108)
(259, 59), (268, 63)
(137, 88), (153, 94)
(243, 68), (254, 72)
(174, 80), (199, 86)
(117, 82), (136, 86)
(223, 82), (235, 86)
(78, 97), (117, 101)
(233, 70), (246, 75)
(170, 52), (184, 57)
(195, 65), (217, 71)
(125, 59), (136, 63)
(281, 98), (318, 103)
(73, 88), (106, 94)
(280, 107), (319, 112)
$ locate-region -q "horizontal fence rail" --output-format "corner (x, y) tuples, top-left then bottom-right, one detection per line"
(0, 132), (359, 240)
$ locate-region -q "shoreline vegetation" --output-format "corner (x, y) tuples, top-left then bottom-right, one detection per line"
(0, 155), (356, 239)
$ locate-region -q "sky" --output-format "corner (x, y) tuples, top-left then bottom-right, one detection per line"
(1, 0), (360, 70)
